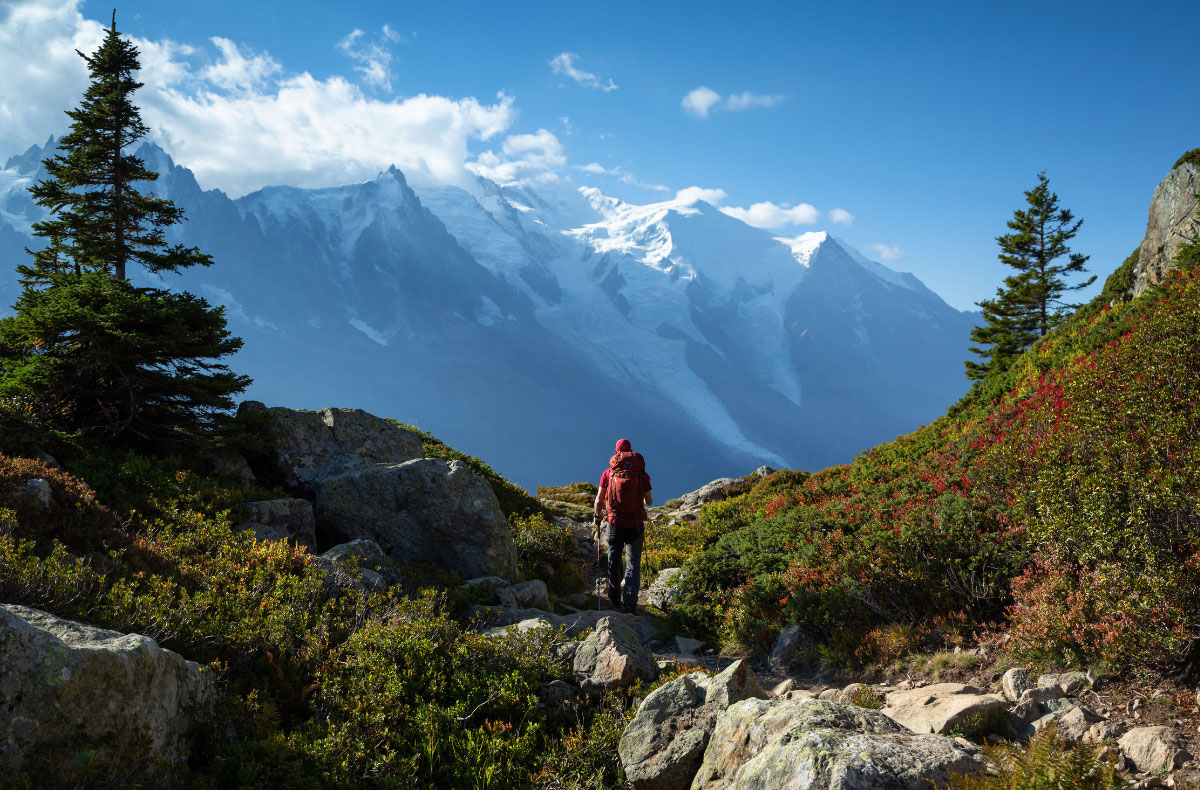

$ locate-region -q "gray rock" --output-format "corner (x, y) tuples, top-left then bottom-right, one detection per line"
(692, 698), (984, 790)
(881, 683), (1010, 737)
(1001, 667), (1035, 702)
(679, 478), (737, 508)
(675, 636), (704, 655)
(836, 682), (869, 706)
(768, 623), (812, 672)
(236, 497), (317, 549)
(318, 539), (395, 591)
(242, 401), (424, 489)
(538, 680), (580, 714)
(751, 465), (776, 478)
(316, 458), (518, 582)
(563, 592), (591, 608)
(1132, 157), (1200, 297)
(206, 447), (255, 483)
(482, 617), (552, 637)
(1083, 720), (1127, 745)
(1056, 705), (1102, 746)
(643, 567), (685, 611)
(465, 576), (519, 609)
(1017, 685), (1065, 705)
(1009, 699), (1044, 726)
(471, 605), (635, 637)
(513, 579), (550, 610)
(572, 616), (658, 693)
(1118, 726), (1192, 775)
(1037, 671), (1089, 696)
(0, 604), (210, 772)
(618, 659), (765, 790)
(14, 478), (53, 509)
(818, 688), (841, 701)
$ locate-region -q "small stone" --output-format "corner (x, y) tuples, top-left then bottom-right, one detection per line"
(1001, 667), (1035, 702)
(770, 678), (797, 697)
(818, 688), (840, 701)
(15, 479), (54, 509)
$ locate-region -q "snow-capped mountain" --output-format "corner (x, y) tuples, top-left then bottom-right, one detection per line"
(0, 140), (977, 494)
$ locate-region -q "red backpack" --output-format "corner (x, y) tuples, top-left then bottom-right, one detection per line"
(606, 451), (646, 526)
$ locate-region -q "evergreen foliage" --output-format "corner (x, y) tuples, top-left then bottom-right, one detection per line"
(967, 173), (1095, 380)
(0, 15), (248, 450)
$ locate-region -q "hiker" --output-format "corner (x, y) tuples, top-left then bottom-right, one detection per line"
(594, 438), (653, 614)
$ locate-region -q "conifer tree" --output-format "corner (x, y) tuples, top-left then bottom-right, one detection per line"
(966, 172), (1095, 380)
(0, 14), (249, 448)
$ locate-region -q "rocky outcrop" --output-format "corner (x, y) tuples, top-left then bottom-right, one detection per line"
(240, 401), (424, 489)
(0, 604), (210, 772)
(1132, 154), (1200, 297)
(880, 683), (1010, 737)
(618, 659), (765, 790)
(679, 478), (737, 509)
(316, 458), (517, 581)
(571, 616), (658, 693)
(691, 698), (983, 790)
(643, 567), (684, 611)
(236, 497), (317, 549)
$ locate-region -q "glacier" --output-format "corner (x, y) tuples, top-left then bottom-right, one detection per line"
(0, 140), (977, 495)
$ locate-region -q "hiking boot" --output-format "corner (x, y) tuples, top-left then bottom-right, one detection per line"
(621, 602), (638, 615)
(603, 584), (620, 609)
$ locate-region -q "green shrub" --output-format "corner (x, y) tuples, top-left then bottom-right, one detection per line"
(510, 513), (583, 593)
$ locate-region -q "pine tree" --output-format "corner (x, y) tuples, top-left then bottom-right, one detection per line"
(966, 172), (1095, 380)
(0, 14), (249, 448)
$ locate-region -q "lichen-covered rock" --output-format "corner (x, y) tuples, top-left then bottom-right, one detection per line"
(241, 401), (424, 489)
(1118, 726), (1192, 775)
(0, 604), (210, 772)
(618, 659), (765, 790)
(471, 606), (635, 637)
(1054, 705), (1102, 746)
(643, 567), (685, 610)
(572, 616), (658, 693)
(236, 497), (317, 549)
(768, 623), (812, 672)
(692, 698), (984, 790)
(881, 683), (1010, 736)
(315, 458), (518, 581)
(317, 539), (396, 591)
(1001, 667), (1034, 701)
(465, 576), (520, 609)
(1132, 156), (1200, 297)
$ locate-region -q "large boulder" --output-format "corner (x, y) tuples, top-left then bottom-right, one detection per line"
(692, 697), (984, 790)
(881, 683), (1010, 737)
(1118, 726), (1192, 775)
(0, 604), (210, 772)
(316, 458), (518, 581)
(572, 616), (658, 693)
(241, 401), (424, 489)
(618, 659), (765, 790)
(236, 497), (317, 549)
(1132, 154), (1200, 297)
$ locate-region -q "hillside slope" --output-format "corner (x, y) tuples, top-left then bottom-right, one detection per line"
(656, 152), (1200, 675)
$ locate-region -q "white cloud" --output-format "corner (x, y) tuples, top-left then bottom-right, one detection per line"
(829, 208), (854, 226)
(682, 86), (785, 118)
(202, 37), (279, 91)
(0, 0), (519, 196)
(337, 24), (405, 91)
(468, 128), (565, 185)
(865, 243), (905, 261)
(675, 186), (728, 205)
(573, 162), (669, 192)
(723, 91), (784, 111)
(681, 86), (721, 118)
(549, 52), (617, 92)
(720, 200), (818, 228)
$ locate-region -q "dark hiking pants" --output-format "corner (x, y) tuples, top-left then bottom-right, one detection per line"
(605, 524), (643, 610)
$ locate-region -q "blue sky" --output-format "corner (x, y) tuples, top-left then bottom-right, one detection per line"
(2, 0), (1198, 310)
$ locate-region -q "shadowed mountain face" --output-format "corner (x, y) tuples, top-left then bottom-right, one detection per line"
(0, 141), (977, 495)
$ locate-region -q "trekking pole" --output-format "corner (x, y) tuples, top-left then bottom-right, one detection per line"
(593, 514), (602, 612)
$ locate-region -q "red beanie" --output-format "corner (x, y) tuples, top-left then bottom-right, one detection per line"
(615, 438), (632, 453)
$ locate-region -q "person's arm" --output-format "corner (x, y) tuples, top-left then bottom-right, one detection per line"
(643, 472), (653, 506)
(594, 474), (606, 519)
(643, 490), (653, 506)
